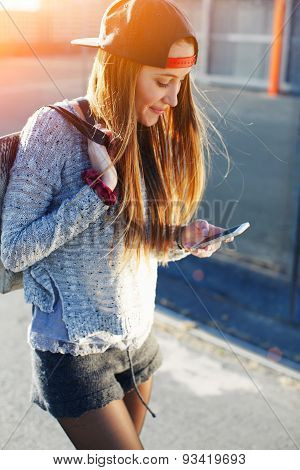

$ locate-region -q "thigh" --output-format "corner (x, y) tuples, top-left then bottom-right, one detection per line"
(57, 398), (144, 450)
(123, 376), (153, 435)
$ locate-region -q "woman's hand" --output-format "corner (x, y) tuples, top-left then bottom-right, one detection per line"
(180, 219), (234, 258)
(87, 125), (118, 191)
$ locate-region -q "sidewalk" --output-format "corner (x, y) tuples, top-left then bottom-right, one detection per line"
(149, 306), (300, 450)
(0, 290), (299, 450)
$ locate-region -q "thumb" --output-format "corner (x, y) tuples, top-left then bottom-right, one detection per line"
(197, 219), (209, 236)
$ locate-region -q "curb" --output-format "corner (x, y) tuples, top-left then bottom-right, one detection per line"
(154, 304), (300, 382)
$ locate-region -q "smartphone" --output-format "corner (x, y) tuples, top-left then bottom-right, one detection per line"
(190, 222), (251, 250)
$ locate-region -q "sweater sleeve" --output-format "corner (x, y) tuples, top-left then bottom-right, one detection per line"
(156, 242), (191, 262)
(0, 105), (110, 273)
(155, 225), (191, 262)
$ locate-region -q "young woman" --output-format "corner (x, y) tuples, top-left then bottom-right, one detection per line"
(1, 0), (233, 450)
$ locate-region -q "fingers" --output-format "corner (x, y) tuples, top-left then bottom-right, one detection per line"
(224, 236), (235, 243)
(196, 219), (210, 237)
(190, 240), (221, 256)
(184, 220), (209, 248)
(191, 246), (214, 257)
(189, 236), (223, 257)
(186, 220), (234, 253)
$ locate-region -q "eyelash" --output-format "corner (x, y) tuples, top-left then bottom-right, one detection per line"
(156, 80), (184, 88)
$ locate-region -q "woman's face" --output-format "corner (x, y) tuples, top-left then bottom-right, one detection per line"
(135, 40), (194, 126)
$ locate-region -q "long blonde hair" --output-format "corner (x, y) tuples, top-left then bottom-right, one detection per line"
(85, 37), (230, 272)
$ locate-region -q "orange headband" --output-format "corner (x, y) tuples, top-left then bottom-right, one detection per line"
(166, 54), (197, 68)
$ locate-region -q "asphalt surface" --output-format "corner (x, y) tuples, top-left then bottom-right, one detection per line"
(0, 289), (300, 450)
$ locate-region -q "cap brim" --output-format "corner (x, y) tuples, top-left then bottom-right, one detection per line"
(70, 38), (101, 47)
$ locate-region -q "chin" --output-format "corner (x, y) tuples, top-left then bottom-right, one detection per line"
(138, 111), (160, 127)
(137, 118), (156, 127)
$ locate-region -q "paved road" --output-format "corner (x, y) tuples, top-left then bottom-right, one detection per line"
(0, 289), (299, 450)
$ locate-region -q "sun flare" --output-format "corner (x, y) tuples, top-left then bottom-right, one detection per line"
(1, 0), (40, 11)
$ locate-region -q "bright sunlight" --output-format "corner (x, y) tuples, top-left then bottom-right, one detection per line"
(1, 0), (40, 11)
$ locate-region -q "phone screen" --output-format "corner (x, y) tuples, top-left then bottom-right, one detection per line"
(202, 225), (239, 243)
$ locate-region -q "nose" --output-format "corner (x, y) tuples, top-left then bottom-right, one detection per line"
(162, 84), (179, 108)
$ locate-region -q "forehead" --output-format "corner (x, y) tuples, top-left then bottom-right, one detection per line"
(156, 67), (193, 78)
(143, 65), (193, 79)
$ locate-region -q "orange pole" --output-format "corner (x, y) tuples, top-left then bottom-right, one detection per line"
(268, 0), (286, 96)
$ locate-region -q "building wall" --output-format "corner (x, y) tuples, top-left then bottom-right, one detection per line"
(0, 10), (44, 43)
(0, 0), (299, 94)
(209, 0), (273, 81)
(287, 0), (300, 93)
(40, 0), (107, 43)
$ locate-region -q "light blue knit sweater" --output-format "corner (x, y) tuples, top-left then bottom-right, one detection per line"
(1, 99), (190, 352)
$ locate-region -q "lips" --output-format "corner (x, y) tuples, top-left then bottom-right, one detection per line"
(150, 107), (165, 114)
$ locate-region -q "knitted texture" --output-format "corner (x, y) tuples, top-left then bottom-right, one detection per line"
(1, 98), (190, 351)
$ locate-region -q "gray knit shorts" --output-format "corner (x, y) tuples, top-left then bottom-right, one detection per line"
(29, 325), (163, 419)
